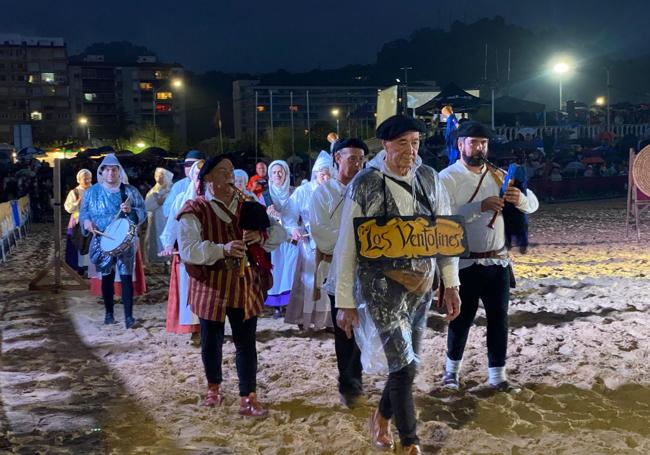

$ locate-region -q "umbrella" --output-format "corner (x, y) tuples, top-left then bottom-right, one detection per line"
(15, 168), (36, 178)
(581, 157), (605, 165)
(17, 146), (45, 158)
(140, 147), (171, 157)
(565, 161), (586, 170)
(96, 145), (115, 153)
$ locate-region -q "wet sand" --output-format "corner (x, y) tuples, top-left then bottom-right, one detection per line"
(1, 198), (649, 454)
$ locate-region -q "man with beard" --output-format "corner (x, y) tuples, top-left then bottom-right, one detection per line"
(310, 138), (367, 407)
(438, 121), (539, 392)
(336, 116), (462, 454)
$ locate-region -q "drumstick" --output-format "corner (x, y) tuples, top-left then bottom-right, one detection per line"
(93, 230), (115, 241)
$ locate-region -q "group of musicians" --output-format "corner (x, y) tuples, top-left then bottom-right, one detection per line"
(66, 115), (538, 454)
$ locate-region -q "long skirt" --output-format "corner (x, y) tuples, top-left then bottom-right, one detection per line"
(284, 238), (331, 329)
(165, 254), (199, 334)
(265, 240), (299, 307)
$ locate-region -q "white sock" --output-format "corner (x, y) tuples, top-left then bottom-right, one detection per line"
(445, 357), (462, 375)
(488, 366), (507, 385)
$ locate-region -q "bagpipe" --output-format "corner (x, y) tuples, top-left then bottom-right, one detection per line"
(228, 184), (274, 287)
(480, 157), (527, 234)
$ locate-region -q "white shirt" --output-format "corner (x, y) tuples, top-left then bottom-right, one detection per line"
(310, 178), (348, 295)
(439, 160), (539, 269)
(177, 195), (286, 266)
(334, 153), (460, 309)
(163, 177), (190, 218)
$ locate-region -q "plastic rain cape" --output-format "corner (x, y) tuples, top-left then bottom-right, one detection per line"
(338, 150), (453, 374)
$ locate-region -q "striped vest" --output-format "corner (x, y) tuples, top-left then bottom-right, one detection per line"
(177, 197), (265, 322)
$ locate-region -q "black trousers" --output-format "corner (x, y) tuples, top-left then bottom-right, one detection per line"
(101, 271), (133, 320)
(447, 264), (510, 367)
(328, 295), (363, 397)
(378, 361), (418, 447)
(199, 308), (258, 397)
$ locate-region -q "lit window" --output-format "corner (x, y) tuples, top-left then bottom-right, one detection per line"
(156, 91), (173, 100)
(257, 105), (265, 112)
(155, 103), (172, 112)
(289, 105), (299, 112)
(30, 111), (43, 121)
(41, 73), (55, 83)
(84, 93), (97, 102)
(27, 75), (35, 84)
(139, 82), (153, 91)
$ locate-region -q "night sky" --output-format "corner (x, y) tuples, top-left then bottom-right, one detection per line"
(3, 0), (649, 73)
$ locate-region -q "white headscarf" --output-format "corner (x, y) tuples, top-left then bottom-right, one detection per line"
(146, 167), (174, 199)
(169, 160), (204, 216)
(234, 169), (249, 192)
(97, 153), (129, 185)
(268, 160), (291, 210)
(312, 150), (336, 181)
(76, 169), (92, 184)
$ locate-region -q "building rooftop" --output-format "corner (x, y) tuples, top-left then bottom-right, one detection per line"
(0, 34), (65, 47)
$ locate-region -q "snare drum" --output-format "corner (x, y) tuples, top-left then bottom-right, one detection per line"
(100, 217), (137, 256)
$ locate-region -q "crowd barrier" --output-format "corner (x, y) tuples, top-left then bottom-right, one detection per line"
(0, 195), (31, 263)
(529, 175), (628, 201)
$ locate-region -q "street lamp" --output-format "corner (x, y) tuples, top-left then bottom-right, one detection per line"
(595, 96), (606, 106)
(78, 116), (90, 141)
(331, 108), (340, 136)
(553, 61), (570, 111)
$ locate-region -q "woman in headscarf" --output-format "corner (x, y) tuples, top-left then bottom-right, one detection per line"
(259, 160), (298, 317)
(234, 169), (256, 199)
(64, 169), (92, 274)
(159, 160), (204, 335)
(144, 167), (174, 264)
(283, 151), (335, 330)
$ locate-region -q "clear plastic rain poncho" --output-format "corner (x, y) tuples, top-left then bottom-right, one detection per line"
(334, 150), (458, 374)
(79, 154), (146, 275)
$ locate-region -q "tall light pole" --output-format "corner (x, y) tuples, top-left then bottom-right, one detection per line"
(553, 62), (569, 111)
(331, 108), (340, 136)
(605, 67), (611, 132)
(400, 66), (413, 115)
(78, 116), (90, 141)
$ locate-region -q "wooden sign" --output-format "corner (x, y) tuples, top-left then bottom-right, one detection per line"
(354, 215), (468, 261)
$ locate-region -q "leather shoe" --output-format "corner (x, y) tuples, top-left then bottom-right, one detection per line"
(104, 313), (116, 325)
(490, 381), (521, 394)
(125, 317), (139, 329)
(369, 408), (394, 451)
(239, 393), (268, 417)
(401, 444), (422, 454)
(202, 384), (224, 407)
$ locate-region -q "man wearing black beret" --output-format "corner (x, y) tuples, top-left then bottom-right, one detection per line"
(334, 115), (462, 454)
(438, 120), (539, 393)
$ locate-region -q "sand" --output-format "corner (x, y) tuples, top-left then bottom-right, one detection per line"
(1, 198), (649, 454)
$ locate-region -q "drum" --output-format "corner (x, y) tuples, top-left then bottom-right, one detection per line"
(100, 218), (137, 256)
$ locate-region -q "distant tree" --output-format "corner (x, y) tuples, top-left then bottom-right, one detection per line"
(259, 127), (308, 160)
(123, 124), (170, 153)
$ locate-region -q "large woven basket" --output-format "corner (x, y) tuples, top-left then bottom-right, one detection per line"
(633, 145), (650, 196)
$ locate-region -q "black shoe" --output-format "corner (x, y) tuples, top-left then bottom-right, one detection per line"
(104, 313), (116, 325)
(442, 371), (460, 390)
(519, 246), (528, 254)
(125, 317), (139, 329)
(339, 392), (365, 408)
(490, 381), (521, 394)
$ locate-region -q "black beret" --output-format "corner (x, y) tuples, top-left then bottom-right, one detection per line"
(456, 120), (493, 139)
(332, 138), (369, 155)
(376, 115), (426, 140)
(199, 154), (233, 183)
(185, 149), (206, 161)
